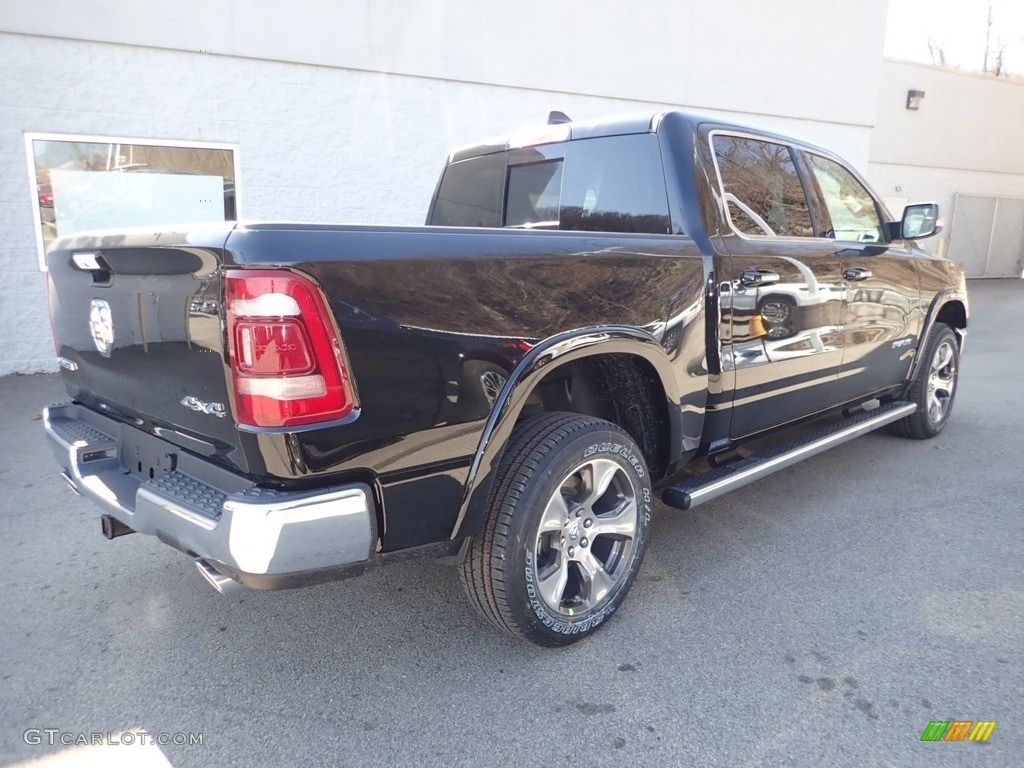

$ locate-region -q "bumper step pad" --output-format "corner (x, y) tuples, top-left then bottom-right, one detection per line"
(144, 471), (227, 524)
(47, 415), (115, 451)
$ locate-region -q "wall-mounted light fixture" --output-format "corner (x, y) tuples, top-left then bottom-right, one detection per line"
(906, 90), (925, 110)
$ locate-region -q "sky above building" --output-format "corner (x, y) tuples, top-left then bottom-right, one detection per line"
(885, 0), (1024, 75)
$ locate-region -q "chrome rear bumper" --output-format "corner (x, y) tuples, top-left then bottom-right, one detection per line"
(43, 402), (376, 589)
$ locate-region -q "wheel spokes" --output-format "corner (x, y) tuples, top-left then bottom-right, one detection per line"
(579, 458), (621, 509)
(576, 549), (616, 608)
(532, 455), (639, 616)
(538, 491), (570, 536)
(588, 497), (638, 539)
(537, 556), (570, 608)
(926, 340), (957, 423)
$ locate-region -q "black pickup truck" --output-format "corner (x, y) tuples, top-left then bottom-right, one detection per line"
(43, 111), (967, 646)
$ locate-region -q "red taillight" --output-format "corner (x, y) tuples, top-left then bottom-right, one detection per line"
(225, 269), (356, 428)
(234, 320), (313, 375)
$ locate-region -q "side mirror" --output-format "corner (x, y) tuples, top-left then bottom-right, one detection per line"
(897, 202), (941, 240)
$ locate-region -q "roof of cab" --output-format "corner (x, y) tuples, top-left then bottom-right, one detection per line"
(449, 111), (670, 163)
(446, 110), (835, 164)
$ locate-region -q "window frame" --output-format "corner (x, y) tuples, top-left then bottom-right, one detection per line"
(23, 131), (241, 271)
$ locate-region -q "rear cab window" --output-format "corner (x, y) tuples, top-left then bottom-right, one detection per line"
(430, 134), (673, 235)
(710, 133), (815, 238)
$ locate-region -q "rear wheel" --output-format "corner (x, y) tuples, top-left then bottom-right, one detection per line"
(894, 324), (959, 439)
(460, 412), (652, 647)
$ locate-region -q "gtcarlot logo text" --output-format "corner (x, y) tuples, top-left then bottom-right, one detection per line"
(23, 729), (203, 747)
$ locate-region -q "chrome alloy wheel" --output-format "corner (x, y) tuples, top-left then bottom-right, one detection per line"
(926, 338), (957, 425)
(533, 457), (638, 616)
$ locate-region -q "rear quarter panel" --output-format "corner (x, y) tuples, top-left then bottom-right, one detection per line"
(225, 224), (708, 548)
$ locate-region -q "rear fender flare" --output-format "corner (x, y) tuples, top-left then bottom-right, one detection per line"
(449, 326), (683, 540)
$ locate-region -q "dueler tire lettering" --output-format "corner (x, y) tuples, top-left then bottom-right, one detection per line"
(459, 412), (653, 647)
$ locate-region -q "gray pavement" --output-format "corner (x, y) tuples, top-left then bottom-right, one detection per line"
(2, 279), (1022, 768)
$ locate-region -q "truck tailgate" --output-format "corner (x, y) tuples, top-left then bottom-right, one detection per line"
(45, 226), (248, 471)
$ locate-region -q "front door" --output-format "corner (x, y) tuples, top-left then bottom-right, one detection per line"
(799, 151), (922, 401)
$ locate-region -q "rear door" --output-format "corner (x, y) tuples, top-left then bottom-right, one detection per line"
(708, 131), (845, 439)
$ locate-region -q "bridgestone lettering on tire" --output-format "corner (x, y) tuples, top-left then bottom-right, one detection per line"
(460, 412), (653, 647)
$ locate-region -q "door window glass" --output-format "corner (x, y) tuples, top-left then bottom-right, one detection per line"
(806, 154), (885, 243)
(712, 135), (813, 238)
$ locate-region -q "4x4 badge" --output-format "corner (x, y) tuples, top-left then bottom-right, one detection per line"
(88, 299), (114, 357)
(180, 396), (227, 418)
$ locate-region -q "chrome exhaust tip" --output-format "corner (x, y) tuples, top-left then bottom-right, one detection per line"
(195, 559), (241, 594)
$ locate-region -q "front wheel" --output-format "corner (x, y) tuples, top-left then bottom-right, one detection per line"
(894, 324), (960, 439)
(460, 413), (653, 647)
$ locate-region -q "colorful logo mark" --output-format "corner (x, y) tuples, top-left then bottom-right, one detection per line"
(920, 720), (997, 742)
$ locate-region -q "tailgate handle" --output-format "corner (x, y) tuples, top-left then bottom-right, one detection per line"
(72, 252), (103, 270)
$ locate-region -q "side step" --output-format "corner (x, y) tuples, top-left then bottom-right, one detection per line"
(662, 401), (916, 511)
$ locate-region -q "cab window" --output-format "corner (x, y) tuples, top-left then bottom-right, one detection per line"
(557, 134), (672, 234)
(430, 152), (505, 227)
(505, 160), (563, 228)
(712, 134), (814, 238)
(805, 153), (885, 243)
(506, 134), (672, 234)
(431, 134), (673, 235)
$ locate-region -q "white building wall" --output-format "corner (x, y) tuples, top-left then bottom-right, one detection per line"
(867, 60), (1024, 266)
(870, 60), (1024, 175)
(1, 1), (892, 376)
(2, 0), (889, 130)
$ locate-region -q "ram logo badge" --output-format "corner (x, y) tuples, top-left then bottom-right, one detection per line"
(180, 396), (227, 418)
(88, 299), (115, 357)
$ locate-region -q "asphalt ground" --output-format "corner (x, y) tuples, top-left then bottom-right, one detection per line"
(1, 279), (1021, 768)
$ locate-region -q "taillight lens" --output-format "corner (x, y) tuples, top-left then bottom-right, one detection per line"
(234, 320), (314, 375)
(225, 269), (356, 428)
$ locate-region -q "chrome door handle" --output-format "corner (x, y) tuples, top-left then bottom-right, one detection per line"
(843, 267), (872, 281)
(740, 268), (780, 288)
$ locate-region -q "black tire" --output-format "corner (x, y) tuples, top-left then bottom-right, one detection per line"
(894, 324), (960, 439)
(460, 412), (653, 647)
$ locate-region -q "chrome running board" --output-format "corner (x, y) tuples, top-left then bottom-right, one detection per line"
(662, 401), (917, 511)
